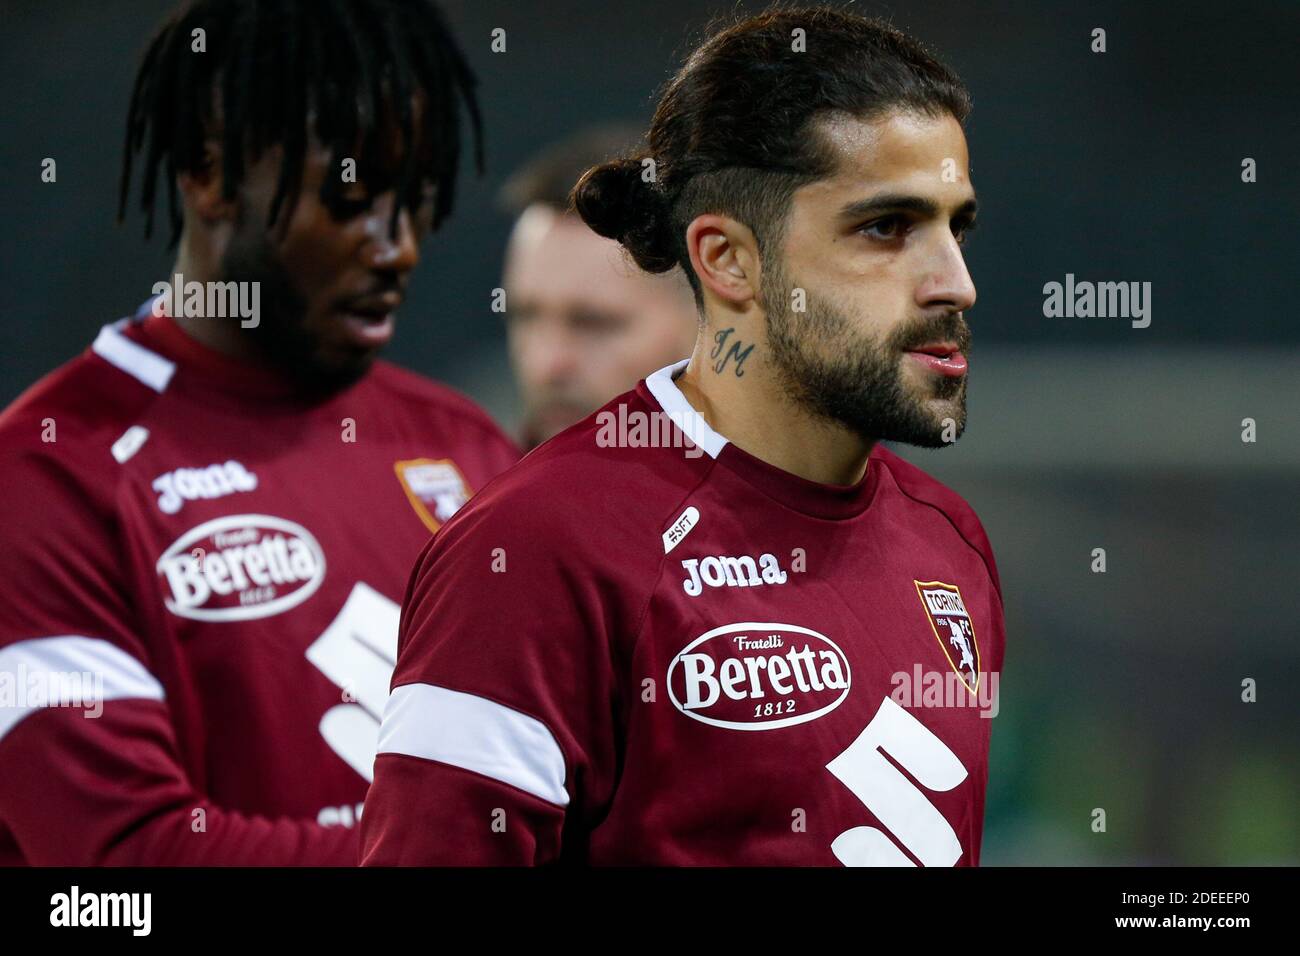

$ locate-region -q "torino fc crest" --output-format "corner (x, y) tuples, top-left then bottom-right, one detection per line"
(914, 580), (981, 694)
(394, 459), (471, 532)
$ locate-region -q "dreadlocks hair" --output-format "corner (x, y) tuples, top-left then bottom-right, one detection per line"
(572, 6), (970, 304)
(118, 0), (484, 247)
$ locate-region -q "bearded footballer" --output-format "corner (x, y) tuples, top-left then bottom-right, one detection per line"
(362, 6), (1004, 866)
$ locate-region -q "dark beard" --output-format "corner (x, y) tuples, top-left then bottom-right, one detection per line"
(218, 227), (372, 398)
(762, 262), (970, 448)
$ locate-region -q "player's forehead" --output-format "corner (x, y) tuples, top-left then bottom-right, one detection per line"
(293, 92), (436, 183)
(797, 109), (975, 215)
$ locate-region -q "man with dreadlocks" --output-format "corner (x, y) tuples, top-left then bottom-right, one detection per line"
(0, 0), (517, 864)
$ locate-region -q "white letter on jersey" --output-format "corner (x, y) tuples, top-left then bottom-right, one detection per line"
(304, 582), (400, 782)
(825, 696), (967, 866)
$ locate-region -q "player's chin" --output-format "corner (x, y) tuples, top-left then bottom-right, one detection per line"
(892, 392), (966, 448)
(895, 423), (964, 449)
(927, 398), (967, 442)
(302, 346), (377, 395)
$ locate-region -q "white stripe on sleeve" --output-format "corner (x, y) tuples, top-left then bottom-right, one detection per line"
(377, 683), (569, 807)
(0, 636), (165, 744)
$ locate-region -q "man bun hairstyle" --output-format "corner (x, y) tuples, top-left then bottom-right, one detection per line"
(572, 5), (971, 301)
(572, 156), (678, 274)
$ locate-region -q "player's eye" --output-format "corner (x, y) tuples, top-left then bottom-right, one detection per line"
(953, 218), (978, 245)
(331, 187), (375, 219)
(858, 215), (909, 241)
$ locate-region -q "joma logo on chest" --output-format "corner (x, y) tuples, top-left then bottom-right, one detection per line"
(681, 552), (788, 597)
(153, 460), (257, 514)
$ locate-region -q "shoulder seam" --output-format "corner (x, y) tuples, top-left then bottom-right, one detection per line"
(879, 458), (1004, 611)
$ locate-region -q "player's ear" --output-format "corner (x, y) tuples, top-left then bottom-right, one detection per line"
(686, 214), (761, 306)
(177, 140), (237, 224)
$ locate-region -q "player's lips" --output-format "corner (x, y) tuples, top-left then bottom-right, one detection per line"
(904, 341), (967, 376)
(337, 293), (401, 348)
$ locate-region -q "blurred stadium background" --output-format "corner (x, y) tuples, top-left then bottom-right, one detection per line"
(2, 0), (1296, 864)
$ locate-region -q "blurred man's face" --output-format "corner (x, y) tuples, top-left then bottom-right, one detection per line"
(503, 206), (697, 446)
(217, 129), (435, 394)
(762, 110), (977, 447)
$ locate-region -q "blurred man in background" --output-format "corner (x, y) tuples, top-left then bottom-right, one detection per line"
(498, 126), (697, 447)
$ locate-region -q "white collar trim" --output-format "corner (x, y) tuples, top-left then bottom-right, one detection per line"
(92, 318), (175, 393)
(644, 359), (729, 459)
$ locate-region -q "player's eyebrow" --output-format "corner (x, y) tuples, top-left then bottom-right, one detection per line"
(838, 193), (978, 223)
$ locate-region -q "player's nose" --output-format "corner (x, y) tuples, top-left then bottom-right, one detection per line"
(366, 205), (420, 275)
(916, 233), (976, 314)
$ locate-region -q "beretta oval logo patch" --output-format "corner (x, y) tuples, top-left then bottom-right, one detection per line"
(156, 514), (326, 622)
(667, 621), (851, 730)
